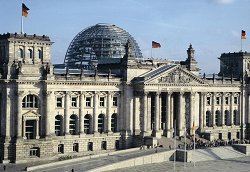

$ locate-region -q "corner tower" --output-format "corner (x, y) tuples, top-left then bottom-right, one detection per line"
(0, 33), (53, 80)
(185, 44), (200, 75)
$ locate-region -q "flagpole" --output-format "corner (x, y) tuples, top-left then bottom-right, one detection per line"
(241, 37), (242, 52)
(21, 0), (24, 34)
(151, 46), (153, 59)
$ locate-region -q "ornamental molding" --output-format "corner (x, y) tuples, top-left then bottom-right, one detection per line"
(22, 110), (40, 120)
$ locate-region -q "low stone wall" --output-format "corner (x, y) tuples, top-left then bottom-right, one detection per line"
(26, 147), (140, 171)
(232, 144), (250, 156)
(87, 150), (175, 172)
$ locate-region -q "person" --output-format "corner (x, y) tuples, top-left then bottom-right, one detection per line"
(71, 169), (74, 172)
(155, 147), (158, 153)
(3, 165), (6, 171)
(169, 145), (172, 150)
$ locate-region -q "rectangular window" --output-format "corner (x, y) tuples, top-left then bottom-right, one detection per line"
(225, 97), (229, 105)
(216, 97), (220, 105)
(30, 147), (39, 157)
(73, 143), (79, 152)
(56, 97), (62, 107)
(88, 142), (93, 151)
(113, 97), (118, 106)
(71, 97), (77, 107)
(234, 97), (238, 104)
(206, 97), (211, 105)
(101, 141), (107, 150)
(58, 144), (64, 154)
(100, 97), (105, 107)
(86, 97), (91, 107)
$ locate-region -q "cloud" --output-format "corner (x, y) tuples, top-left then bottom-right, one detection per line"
(209, 0), (236, 4)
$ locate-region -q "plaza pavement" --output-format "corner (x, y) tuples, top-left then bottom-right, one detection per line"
(0, 146), (249, 172)
(108, 156), (250, 172)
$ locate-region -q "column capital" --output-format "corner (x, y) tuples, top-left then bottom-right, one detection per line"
(155, 91), (160, 96)
(190, 92), (197, 96)
(45, 91), (53, 96)
(15, 90), (25, 97)
(143, 91), (149, 96)
(179, 91), (185, 96)
(167, 91), (173, 95)
(81, 91), (87, 96)
(201, 92), (207, 96)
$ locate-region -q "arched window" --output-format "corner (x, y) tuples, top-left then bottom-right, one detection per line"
(111, 113), (118, 132)
(225, 110), (230, 126)
(28, 49), (33, 59)
(38, 49), (43, 60)
(215, 110), (221, 126)
(206, 111), (211, 127)
(17, 48), (24, 59)
(55, 115), (63, 136)
(69, 115), (77, 135)
(98, 114), (105, 133)
(22, 94), (39, 108)
(84, 114), (91, 134)
(233, 110), (238, 125)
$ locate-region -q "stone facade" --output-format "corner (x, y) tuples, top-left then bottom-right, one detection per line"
(0, 30), (249, 163)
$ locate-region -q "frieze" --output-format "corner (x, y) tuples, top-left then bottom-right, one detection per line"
(159, 69), (192, 84)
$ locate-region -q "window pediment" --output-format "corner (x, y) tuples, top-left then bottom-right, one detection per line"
(23, 110), (40, 120)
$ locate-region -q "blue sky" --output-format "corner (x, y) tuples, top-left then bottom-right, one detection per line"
(0, 0), (250, 73)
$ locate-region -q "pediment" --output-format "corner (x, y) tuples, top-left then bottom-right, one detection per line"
(23, 110), (40, 119)
(139, 65), (206, 85)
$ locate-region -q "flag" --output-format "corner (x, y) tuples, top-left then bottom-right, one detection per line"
(241, 30), (246, 39)
(22, 3), (29, 17)
(152, 41), (161, 48)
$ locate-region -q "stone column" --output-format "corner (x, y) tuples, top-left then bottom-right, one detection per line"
(36, 119), (40, 139)
(178, 92), (184, 136)
(190, 92), (196, 133)
(107, 91), (112, 133)
(203, 93), (206, 128)
(142, 91), (148, 136)
(23, 120), (26, 139)
(93, 91), (99, 134)
(153, 92), (161, 138)
(241, 91), (246, 139)
(147, 94), (152, 131)
(221, 93), (225, 126)
(134, 92), (140, 135)
(46, 91), (52, 137)
(5, 93), (11, 138)
(65, 91), (70, 135)
(79, 92), (85, 134)
(170, 94), (174, 131)
(17, 91), (24, 138)
(164, 91), (172, 138)
(199, 93), (204, 129)
(248, 94), (250, 124)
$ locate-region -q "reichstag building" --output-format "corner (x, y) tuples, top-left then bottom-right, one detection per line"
(0, 23), (249, 162)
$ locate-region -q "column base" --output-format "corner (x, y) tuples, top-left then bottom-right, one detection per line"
(178, 129), (185, 136)
(152, 130), (161, 139)
(163, 129), (171, 138)
(94, 131), (100, 136)
(140, 131), (151, 137)
(2, 160), (10, 164)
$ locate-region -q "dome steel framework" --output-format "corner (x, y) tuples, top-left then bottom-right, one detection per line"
(64, 23), (143, 69)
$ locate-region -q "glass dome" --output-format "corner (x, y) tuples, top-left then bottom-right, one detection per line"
(64, 23), (143, 69)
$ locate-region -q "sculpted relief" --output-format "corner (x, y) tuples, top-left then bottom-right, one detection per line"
(159, 69), (192, 83)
